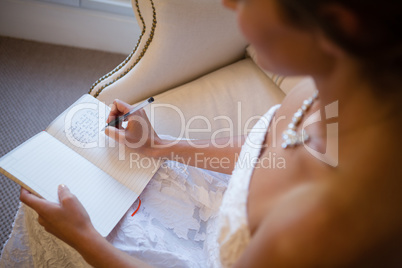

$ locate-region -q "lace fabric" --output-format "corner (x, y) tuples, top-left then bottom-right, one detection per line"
(216, 104), (280, 267)
(0, 157), (230, 268)
(0, 203), (88, 268)
(0, 106), (280, 268)
(108, 160), (230, 268)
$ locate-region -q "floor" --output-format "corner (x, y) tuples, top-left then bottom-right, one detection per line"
(0, 36), (126, 252)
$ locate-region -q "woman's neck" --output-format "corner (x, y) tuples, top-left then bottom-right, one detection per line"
(311, 58), (400, 139)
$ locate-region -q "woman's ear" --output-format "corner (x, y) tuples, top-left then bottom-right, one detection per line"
(316, 4), (359, 58)
(320, 4), (360, 38)
(316, 30), (344, 58)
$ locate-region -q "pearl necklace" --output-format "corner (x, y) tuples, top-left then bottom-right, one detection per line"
(282, 90), (319, 148)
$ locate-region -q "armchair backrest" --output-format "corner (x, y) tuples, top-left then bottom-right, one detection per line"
(89, 0), (248, 105)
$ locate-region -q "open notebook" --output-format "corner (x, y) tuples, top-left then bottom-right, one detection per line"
(0, 94), (160, 237)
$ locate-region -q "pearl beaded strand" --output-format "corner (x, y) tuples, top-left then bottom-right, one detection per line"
(281, 90), (319, 149)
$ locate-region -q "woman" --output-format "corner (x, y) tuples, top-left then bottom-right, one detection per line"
(7, 0), (402, 266)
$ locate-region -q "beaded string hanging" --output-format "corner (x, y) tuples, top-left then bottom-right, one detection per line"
(282, 90), (318, 148)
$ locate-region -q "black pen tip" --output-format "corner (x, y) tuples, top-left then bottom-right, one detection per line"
(148, 97), (154, 103)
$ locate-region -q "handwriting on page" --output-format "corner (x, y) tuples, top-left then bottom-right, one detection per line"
(64, 102), (108, 148)
(57, 98), (159, 196)
(70, 109), (98, 144)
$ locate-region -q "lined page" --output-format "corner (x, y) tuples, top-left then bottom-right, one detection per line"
(0, 132), (139, 237)
(46, 95), (160, 196)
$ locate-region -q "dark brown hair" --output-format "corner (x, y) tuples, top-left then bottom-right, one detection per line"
(279, 0), (402, 94)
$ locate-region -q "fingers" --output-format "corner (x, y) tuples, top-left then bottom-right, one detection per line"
(125, 113), (150, 137)
(20, 187), (55, 214)
(125, 108), (151, 130)
(58, 184), (84, 212)
(104, 125), (126, 141)
(114, 99), (133, 113)
(20, 188), (54, 231)
(107, 99), (133, 124)
(58, 184), (73, 204)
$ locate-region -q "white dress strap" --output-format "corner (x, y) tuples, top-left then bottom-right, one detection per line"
(216, 104), (280, 267)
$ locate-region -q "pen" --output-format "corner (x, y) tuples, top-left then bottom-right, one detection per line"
(102, 97), (154, 130)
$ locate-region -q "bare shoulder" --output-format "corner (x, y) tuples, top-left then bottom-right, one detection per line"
(237, 78), (402, 267)
(236, 181), (335, 267)
(276, 77), (318, 117)
(236, 175), (402, 267)
(283, 77), (317, 102)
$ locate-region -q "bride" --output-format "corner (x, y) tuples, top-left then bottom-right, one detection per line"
(3, 0), (402, 267)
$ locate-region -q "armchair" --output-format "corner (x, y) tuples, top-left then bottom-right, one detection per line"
(89, 0), (307, 140)
(0, 2), (315, 267)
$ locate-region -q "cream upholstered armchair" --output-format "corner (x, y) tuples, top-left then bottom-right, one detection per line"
(89, 0), (306, 140)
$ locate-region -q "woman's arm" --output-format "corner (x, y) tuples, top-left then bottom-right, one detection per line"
(233, 179), (402, 267)
(20, 186), (152, 268)
(105, 99), (245, 174)
(154, 136), (245, 174)
(74, 230), (152, 268)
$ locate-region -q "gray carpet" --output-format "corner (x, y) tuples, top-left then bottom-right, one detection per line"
(0, 36), (126, 252)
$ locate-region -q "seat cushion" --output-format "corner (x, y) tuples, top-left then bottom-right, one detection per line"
(143, 58), (285, 140)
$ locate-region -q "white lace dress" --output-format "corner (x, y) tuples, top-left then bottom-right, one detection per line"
(0, 105), (280, 268)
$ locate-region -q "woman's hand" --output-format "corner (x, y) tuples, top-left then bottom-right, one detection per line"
(105, 99), (162, 157)
(20, 186), (152, 268)
(104, 99), (242, 174)
(19, 185), (99, 250)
